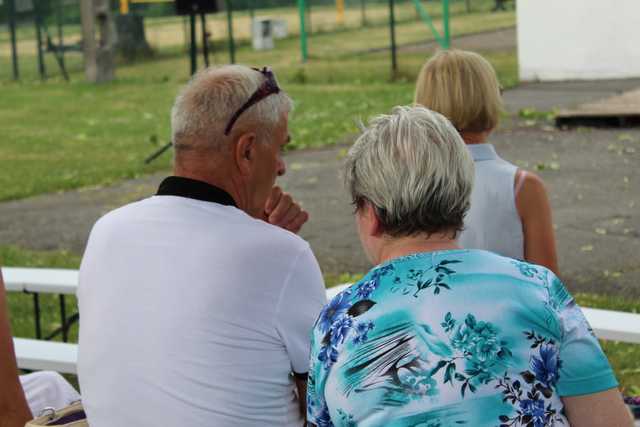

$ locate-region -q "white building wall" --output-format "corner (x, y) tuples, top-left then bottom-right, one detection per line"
(517, 0), (640, 81)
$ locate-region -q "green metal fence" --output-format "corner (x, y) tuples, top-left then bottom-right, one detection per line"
(0, 0), (505, 81)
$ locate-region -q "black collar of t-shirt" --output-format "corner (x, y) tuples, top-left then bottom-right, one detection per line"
(156, 176), (237, 207)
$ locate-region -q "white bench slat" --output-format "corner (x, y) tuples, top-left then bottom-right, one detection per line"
(2, 267), (78, 295)
(582, 307), (640, 345)
(326, 283), (350, 300)
(13, 338), (78, 374)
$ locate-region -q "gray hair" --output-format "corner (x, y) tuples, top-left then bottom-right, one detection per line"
(344, 106), (474, 237)
(170, 65), (293, 150)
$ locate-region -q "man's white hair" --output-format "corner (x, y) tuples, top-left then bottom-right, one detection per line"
(171, 65), (293, 150)
(344, 105), (474, 237)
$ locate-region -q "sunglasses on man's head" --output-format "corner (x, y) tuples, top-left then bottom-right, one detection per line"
(224, 67), (281, 136)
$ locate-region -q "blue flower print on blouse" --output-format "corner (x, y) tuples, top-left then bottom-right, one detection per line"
(330, 316), (354, 346)
(355, 280), (376, 300)
(519, 399), (546, 427)
(497, 332), (564, 426)
(531, 344), (561, 389)
(352, 321), (375, 345)
(318, 343), (339, 368)
(311, 402), (334, 427)
(318, 292), (351, 334)
(315, 265), (392, 370)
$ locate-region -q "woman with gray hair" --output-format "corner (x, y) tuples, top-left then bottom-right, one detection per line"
(306, 106), (630, 427)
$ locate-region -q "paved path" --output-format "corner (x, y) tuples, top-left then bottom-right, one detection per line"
(1, 81), (639, 296)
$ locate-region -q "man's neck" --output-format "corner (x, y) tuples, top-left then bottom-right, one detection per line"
(172, 166), (236, 200)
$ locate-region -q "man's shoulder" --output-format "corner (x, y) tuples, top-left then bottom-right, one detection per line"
(91, 197), (155, 232)
(242, 216), (311, 254)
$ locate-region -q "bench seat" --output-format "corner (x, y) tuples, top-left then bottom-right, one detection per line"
(14, 338), (78, 374)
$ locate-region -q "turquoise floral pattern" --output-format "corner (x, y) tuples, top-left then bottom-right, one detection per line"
(307, 250), (618, 427)
(436, 313), (512, 397)
(390, 259), (460, 297)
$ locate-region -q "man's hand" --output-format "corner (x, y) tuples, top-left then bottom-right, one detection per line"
(264, 186), (309, 234)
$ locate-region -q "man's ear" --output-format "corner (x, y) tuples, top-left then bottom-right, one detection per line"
(233, 132), (257, 176)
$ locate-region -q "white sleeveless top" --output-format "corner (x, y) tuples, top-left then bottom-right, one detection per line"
(459, 143), (524, 260)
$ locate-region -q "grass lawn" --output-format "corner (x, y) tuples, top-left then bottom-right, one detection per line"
(0, 5), (516, 202)
(2, 246), (639, 394)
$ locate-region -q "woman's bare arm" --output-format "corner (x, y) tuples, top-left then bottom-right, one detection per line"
(515, 171), (560, 275)
(0, 270), (32, 427)
(562, 388), (634, 427)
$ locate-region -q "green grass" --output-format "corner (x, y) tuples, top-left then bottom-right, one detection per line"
(3, 245), (639, 392)
(0, 6), (517, 201)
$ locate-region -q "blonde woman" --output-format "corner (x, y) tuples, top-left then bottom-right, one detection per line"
(415, 50), (559, 275)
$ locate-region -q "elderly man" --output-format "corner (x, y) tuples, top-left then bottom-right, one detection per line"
(77, 65), (327, 426)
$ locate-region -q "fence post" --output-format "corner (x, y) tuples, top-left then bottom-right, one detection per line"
(34, 0), (46, 80)
(8, 0), (19, 80)
(336, 0), (344, 25)
(298, 0), (308, 62)
(57, 0), (65, 70)
(248, 0), (254, 21)
(189, 12), (197, 74)
(388, 0), (397, 76)
(225, 0), (235, 64)
(360, 0), (366, 27)
(442, 0), (450, 49)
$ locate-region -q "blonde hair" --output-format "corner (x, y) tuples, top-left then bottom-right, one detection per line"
(414, 50), (502, 133)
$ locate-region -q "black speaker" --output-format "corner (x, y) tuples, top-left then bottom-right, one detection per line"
(175, 0), (219, 15)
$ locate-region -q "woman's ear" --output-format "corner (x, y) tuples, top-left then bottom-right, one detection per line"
(362, 201), (384, 237)
(233, 132), (257, 176)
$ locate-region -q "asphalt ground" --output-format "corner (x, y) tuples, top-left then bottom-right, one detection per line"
(1, 79), (639, 296)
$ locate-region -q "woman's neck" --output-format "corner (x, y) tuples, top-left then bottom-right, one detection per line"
(460, 130), (491, 145)
(377, 233), (460, 265)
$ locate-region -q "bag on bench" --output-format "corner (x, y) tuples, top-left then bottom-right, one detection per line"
(25, 401), (88, 427)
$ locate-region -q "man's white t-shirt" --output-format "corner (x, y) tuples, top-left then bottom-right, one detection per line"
(78, 179), (327, 427)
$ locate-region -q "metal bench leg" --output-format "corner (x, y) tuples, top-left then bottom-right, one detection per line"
(33, 293), (42, 339)
(59, 294), (68, 342)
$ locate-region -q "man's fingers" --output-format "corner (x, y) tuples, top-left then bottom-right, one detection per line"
(264, 186), (283, 215)
(268, 192), (294, 224)
(286, 210), (309, 234)
(272, 202), (301, 228)
(264, 187), (309, 234)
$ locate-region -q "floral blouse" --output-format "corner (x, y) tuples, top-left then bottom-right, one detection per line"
(307, 249), (618, 427)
